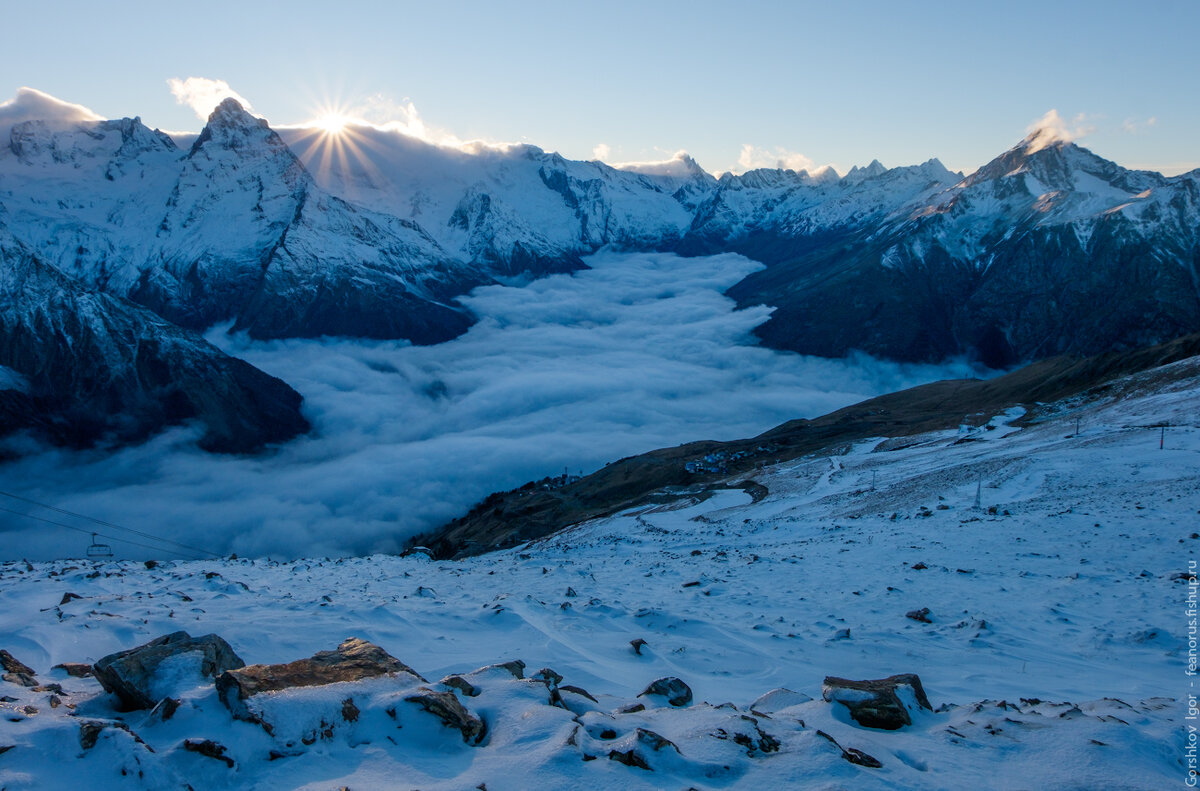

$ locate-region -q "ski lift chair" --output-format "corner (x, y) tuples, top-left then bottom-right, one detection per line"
(87, 533), (113, 559)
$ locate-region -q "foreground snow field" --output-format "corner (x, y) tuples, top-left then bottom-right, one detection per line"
(1, 360), (1196, 789)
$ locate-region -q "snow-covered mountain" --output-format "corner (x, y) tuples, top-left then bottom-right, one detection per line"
(726, 134), (1200, 365)
(680, 158), (961, 255)
(0, 226), (309, 453)
(0, 99), (483, 345)
(4, 93), (1197, 367)
(277, 127), (708, 274)
(2, 89), (1198, 453)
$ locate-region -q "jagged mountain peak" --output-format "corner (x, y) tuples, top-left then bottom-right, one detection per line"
(673, 150), (703, 171)
(717, 165), (838, 190)
(2, 87), (1196, 386)
(105, 116), (179, 155)
(845, 158), (888, 181)
(5, 114), (177, 169)
(207, 97), (264, 128)
(617, 150), (706, 176)
(190, 98), (280, 155)
(962, 133), (1144, 195)
(918, 157), (958, 179)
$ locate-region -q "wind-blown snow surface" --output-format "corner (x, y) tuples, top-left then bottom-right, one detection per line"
(0, 253), (981, 560)
(0, 363), (1194, 789)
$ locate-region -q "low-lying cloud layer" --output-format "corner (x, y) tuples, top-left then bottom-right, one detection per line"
(0, 253), (985, 561)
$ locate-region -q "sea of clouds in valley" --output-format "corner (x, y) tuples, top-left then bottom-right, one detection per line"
(0, 252), (987, 560)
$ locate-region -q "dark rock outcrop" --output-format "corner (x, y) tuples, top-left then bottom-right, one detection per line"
(485, 660), (526, 679)
(53, 663), (93, 678)
(439, 674), (481, 697)
(817, 729), (882, 768)
(559, 684), (598, 703)
(182, 738), (234, 768)
(404, 688), (486, 744)
(150, 697), (180, 721)
(0, 650), (35, 677)
(93, 631), (245, 710)
(608, 748), (651, 770)
(530, 667), (563, 687)
(1, 648), (37, 687)
(638, 677), (693, 707)
(78, 720), (148, 751)
(0, 234), (310, 453)
(822, 673), (933, 730)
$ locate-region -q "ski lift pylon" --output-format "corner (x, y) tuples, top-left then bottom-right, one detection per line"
(87, 532), (113, 559)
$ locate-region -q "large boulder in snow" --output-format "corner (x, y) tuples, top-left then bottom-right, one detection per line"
(216, 637), (425, 722)
(93, 631), (245, 710)
(0, 650), (35, 677)
(822, 673), (932, 730)
(638, 677), (693, 707)
(404, 688), (486, 744)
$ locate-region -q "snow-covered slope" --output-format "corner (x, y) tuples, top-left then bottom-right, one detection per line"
(0, 227), (309, 452)
(681, 157), (961, 253)
(278, 126), (706, 274)
(0, 354), (1193, 788)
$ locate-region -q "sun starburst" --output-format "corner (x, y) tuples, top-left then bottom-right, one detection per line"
(286, 100), (387, 187)
(313, 112), (351, 136)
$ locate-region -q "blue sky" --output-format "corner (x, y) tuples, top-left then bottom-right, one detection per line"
(2, 0), (1196, 175)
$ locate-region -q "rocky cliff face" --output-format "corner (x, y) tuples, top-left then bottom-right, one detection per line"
(0, 230), (309, 453)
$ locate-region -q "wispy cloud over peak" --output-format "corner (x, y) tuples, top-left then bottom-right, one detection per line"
(1122, 116), (1157, 134)
(0, 87), (103, 129)
(1024, 109), (1095, 152)
(168, 77), (257, 121)
(733, 144), (836, 177)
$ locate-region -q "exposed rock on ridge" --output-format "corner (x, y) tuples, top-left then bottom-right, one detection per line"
(0, 229), (310, 453)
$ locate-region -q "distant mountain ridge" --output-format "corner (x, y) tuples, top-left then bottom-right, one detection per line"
(284, 119), (1200, 365)
(3, 97), (1197, 361)
(720, 134), (1200, 365)
(1, 92), (1198, 451)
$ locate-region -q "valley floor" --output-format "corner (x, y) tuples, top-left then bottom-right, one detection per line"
(1, 360), (1196, 789)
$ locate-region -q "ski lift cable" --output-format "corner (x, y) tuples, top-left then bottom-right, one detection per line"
(0, 489), (221, 558)
(0, 505), (212, 560)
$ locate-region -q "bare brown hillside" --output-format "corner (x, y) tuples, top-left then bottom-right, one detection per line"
(410, 333), (1200, 559)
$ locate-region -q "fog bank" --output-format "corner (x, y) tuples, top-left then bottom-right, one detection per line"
(0, 252), (987, 559)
